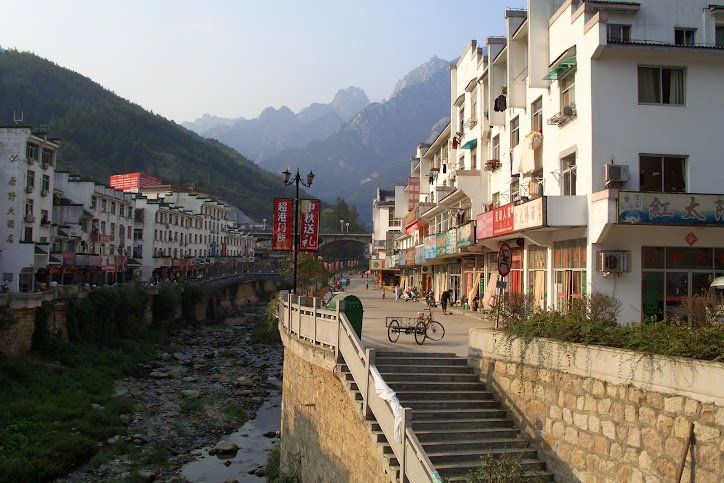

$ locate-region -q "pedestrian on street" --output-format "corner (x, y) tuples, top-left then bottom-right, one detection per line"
(366, 279), (369, 290)
(441, 289), (451, 315)
(382, 288), (386, 300)
(394, 285), (400, 302)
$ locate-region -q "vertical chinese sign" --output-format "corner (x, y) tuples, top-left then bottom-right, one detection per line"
(272, 198), (293, 251)
(298, 199), (320, 252)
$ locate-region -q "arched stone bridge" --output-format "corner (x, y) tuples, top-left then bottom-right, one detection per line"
(250, 232), (371, 247)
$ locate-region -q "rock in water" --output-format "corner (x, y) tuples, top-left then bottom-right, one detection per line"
(231, 375), (255, 388)
(262, 431), (276, 438)
(181, 389), (201, 398)
(208, 440), (240, 456)
(149, 371), (168, 379)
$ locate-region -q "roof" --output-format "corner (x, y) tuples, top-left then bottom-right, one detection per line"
(608, 39), (724, 50)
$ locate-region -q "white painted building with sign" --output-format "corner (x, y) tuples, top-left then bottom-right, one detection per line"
(379, 0), (724, 322)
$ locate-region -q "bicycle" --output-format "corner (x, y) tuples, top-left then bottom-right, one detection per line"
(386, 310), (445, 345)
(415, 309), (445, 344)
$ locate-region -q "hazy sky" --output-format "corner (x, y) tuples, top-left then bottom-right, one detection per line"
(0, 0), (525, 123)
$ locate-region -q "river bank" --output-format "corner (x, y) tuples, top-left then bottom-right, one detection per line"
(56, 303), (284, 482)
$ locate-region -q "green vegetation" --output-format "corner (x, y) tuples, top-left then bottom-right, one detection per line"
(0, 49), (289, 218)
(280, 253), (329, 291)
(0, 332), (165, 481)
(265, 442), (301, 483)
(221, 403), (248, 425)
(497, 293), (724, 362)
(180, 396), (205, 416)
(465, 454), (528, 483)
(250, 293), (281, 345)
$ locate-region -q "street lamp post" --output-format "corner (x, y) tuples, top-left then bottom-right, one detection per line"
(339, 219), (344, 233)
(282, 167), (315, 294)
(345, 222), (350, 233)
(262, 218), (267, 231)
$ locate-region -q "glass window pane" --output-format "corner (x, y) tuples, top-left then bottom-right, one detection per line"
(716, 249), (724, 270)
(638, 67), (660, 103)
(665, 272), (688, 319)
(692, 272), (716, 297)
(640, 156), (662, 192)
(663, 156), (686, 192)
(642, 271), (664, 319)
(642, 247), (665, 269)
(666, 247), (712, 270)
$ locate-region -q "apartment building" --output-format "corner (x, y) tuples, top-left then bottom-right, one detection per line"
(0, 126), (58, 291)
(370, 188), (403, 286)
(381, 0), (724, 322)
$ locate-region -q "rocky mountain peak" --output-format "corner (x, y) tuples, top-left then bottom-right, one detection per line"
(391, 55), (449, 98)
(330, 86), (370, 121)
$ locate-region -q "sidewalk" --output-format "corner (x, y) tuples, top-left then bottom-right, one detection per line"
(346, 277), (494, 356)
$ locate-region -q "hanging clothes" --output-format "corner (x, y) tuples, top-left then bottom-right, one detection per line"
(451, 136), (460, 149)
(493, 94), (507, 112)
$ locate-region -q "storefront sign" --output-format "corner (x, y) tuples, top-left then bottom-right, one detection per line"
(475, 211), (493, 240)
(298, 199), (320, 252)
(436, 233), (446, 257)
(75, 254), (88, 266)
(404, 247), (416, 266)
(88, 255), (101, 266)
(424, 235), (437, 259)
(492, 203), (515, 236)
(618, 192), (724, 226)
(445, 229), (456, 254)
(513, 197), (546, 230)
(62, 252), (77, 266)
(457, 222), (474, 247)
(415, 245), (425, 265)
(272, 198), (293, 250)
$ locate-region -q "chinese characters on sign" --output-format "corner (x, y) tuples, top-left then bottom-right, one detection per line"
(272, 198), (293, 251)
(618, 192), (724, 226)
(298, 199), (320, 252)
(5, 153), (19, 243)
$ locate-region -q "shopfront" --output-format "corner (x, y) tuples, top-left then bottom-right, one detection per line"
(641, 246), (723, 320)
(527, 244), (548, 309)
(553, 238), (587, 310)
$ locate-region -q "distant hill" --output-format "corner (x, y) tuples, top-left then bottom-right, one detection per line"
(183, 86), (370, 164)
(263, 56), (451, 221)
(0, 50), (291, 219)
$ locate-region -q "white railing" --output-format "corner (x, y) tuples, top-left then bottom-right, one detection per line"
(278, 291), (440, 483)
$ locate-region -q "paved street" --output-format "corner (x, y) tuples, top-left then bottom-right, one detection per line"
(345, 276), (493, 356)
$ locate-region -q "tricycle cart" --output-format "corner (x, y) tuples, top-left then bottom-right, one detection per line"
(385, 311), (445, 345)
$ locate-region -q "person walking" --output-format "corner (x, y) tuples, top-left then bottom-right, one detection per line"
(440, 289), (451, 315)
(394, 284), (400, 302)
(366, 279), (369, 290)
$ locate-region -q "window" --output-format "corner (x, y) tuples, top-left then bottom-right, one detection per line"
(101, 221), (106, 234)
(717, 26), (724, 47)
(560, 70), (576, 108)
(638, 67), (685, 105)
(128, 226), (132, 239)
(110, 223), (116, 240)
(561, 154), (576, 195)
(41, 175), (50, 192)
(531, 97), (543, 133)
(674, 28), (696, 46)
(101, 198), (107, 212)
(471, 149), (477, 170)
(26, 170), (35, 188)
(120, 204), (125, 217)
(607, 24), (631, 42)
(471, 91), (478, 123)
(553, 239), (587, 311)
(25, 198), (33, 217)
(388, 208), (400, 227)
(111, 202), (116, 215)
(492, 135), (500, 160)
(511, 178), (520, 201)
(459, 107), (465, 133)
(459, 155), (464, 170)
(41, 209), (49, 223)
(639, 155), (686, 193)
(91, 196), (97, 209)
(492, 192), (500, 208)
(510, 116), (520, 148)
(26, 142), (39, 160)
(41, 148), (54, 166)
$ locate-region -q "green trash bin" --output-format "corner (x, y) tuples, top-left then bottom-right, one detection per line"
(327, 294), (364, 338)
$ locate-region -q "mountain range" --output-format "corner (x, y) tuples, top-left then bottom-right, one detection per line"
(0, 49), (292, 219)
(183, 86), (370, 164)
(189, 56), (451, 221)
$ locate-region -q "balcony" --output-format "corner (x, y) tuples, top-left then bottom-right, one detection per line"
(484, 159), (501, 172)
(548, 104), (576, 127)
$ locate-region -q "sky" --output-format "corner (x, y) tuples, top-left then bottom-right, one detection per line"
(0, 0), (525, 123)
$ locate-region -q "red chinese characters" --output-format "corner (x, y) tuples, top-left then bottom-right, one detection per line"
(298, 199), (320, 252)
(272, 198), (293, 251)
(492, 203), (514, 236)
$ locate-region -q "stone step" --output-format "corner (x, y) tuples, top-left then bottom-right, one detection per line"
(383, 437), (529, 454)
(412, 408), (507, 421)
(394, 390), (495, 401)
(434, 458), (549, 478)
(412, 427), (520, 443)
(411, 418), (516, 431)
(403, 399), (500, 410)
(381, 372), (480, 383)
(387, 381), (486, 392)
(425, 447), (538, 465)
(375, 356), (468, 366)
(377, 364), (474, 375)
(374, 351), (457, 358)
(445, 470), (555, 482)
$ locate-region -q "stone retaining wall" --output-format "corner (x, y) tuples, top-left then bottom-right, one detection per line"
(468, 328), (723, 483)
(279, 329), (394, 483)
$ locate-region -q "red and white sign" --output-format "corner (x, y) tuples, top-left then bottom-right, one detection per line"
(492, 203), (515, 236)
(109, 172), (163, 191)
(272, 198), (293, 251)
(497, 242), (512, 277)
(685, 232), (698, 247)
(299, 199), (320, 252)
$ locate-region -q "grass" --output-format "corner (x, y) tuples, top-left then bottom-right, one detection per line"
(0, 330), (166, 482)
(221, 403), (248, 426)
(180, 396), (205, 415)
(265, 442), (301, 483)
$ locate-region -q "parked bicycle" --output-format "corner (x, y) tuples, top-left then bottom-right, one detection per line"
(386, 309), (445, 345)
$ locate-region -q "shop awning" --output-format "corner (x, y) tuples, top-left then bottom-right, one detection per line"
(48, 255), (62, 265)
(34, 245), (48, 255)
(545, 48), (577, 80)
(460, 139), (477, 150)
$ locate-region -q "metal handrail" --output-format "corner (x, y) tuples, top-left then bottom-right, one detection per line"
(278, 293), (439, 483)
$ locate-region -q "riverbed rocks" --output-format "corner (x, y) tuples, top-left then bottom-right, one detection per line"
(208, 440), (239, 456)
(57, 303), (283, 483)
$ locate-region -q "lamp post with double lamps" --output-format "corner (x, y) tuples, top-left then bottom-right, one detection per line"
(282, 167), (315, 294)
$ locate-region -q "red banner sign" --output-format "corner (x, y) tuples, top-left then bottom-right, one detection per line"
(272, 198), (293, 251)
(492, 203), (515, 236)
(299, 199), (320, 252)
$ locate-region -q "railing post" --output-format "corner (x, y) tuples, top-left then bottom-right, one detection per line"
(287, 292), (292, 335)
(335, 299), (345, 359)
(363, 348), (375, 419)
(296, 295), (303, 339)
(400, 408), (412, 483)
(312, 297), (318, 346)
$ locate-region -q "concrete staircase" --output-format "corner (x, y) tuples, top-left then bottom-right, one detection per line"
(341, 351), (554, 482)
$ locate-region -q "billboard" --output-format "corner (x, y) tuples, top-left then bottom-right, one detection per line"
(618, 192), (724, 226)
(272, 198), (293, 250)
(299, 199), (320, 252)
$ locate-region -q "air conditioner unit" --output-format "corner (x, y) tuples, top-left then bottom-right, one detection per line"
(603, 164), (629, 186)
(597, 250), (631, 274)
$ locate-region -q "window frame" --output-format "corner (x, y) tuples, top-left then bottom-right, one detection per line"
(716, 25), (724, 47)
(638, 154), (687, 193)
(492, 134), (500, 161)
(561, 153), (577, 196)
(26, 169), (35, 188)
(674, 28), (696, 46)
(607, 23), (631, 42)
(510, 116), (520, 148)
(26, 143), (39, 160)
(637, 65), (686, 106)
(559, 69), (576, 109)
(531, 97), (543, 133)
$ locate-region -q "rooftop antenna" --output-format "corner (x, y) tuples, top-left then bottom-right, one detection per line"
(13, 104), (23, 125)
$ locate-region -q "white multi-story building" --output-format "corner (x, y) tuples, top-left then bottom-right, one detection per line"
(382, 0), (724, 322)
(0, 126), (58, 291)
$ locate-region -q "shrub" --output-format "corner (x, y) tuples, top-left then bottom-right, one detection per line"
(181, 284), (203, 322)
(465, 454), (528, 483)
(153, 284), (180, 325)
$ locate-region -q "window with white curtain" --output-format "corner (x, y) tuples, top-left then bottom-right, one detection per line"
(638, 66), (685, 105)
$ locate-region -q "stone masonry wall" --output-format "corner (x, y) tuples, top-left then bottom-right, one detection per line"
(279, 329), (394, 483)
(471, 354), (723, 483)
(0, 307), (35, 357)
